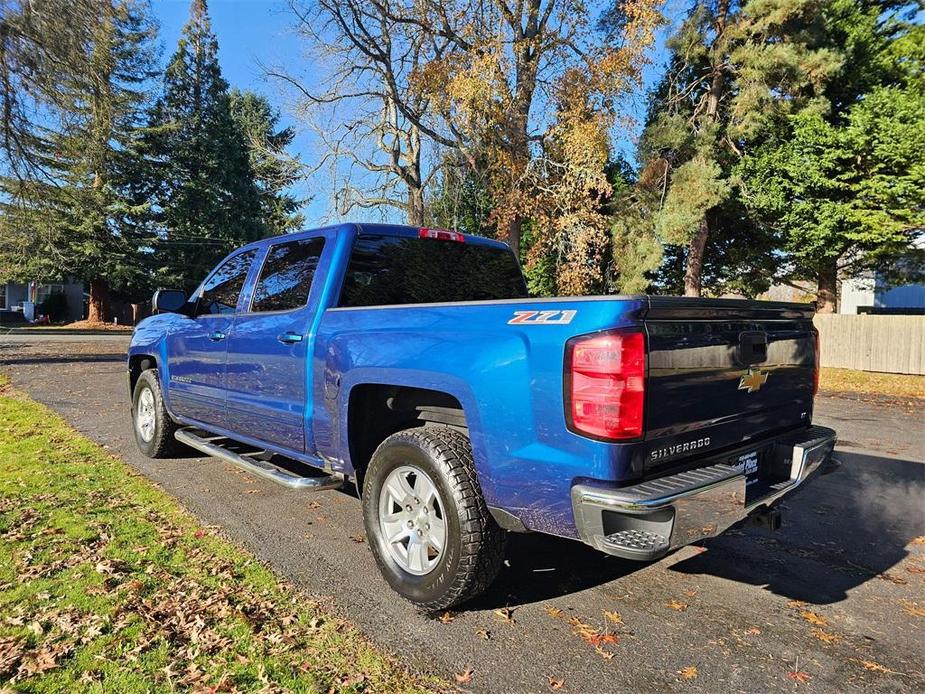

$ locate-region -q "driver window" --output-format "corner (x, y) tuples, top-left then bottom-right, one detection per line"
(197, 249), (258, 315)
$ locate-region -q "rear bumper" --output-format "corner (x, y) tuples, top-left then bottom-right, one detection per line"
(571, 426), (838, 560)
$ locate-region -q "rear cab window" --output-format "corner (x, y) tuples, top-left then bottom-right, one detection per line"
(250, 237), (325, 313)
(338, 234), (527, 308)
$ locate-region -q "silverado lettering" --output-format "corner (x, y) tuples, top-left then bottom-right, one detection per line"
(649, 437), (712, 461)
(129, 222), (837, 610)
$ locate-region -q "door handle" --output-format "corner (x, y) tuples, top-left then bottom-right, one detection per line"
(208, 330), (226, 342)
(277, 331), (303, 344)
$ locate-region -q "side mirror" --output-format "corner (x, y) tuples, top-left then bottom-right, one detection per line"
(153, 289), (188, 314)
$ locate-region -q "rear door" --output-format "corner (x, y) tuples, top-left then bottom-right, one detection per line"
(642, 298), (817, 473)
(166, 249), (259, 426)
(224, 235), (326, 452)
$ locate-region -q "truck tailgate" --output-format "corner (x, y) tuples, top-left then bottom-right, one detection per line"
(642, 297), (817, 473)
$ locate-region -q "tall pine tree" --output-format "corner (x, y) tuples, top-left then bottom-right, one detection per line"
(0, 0), (159, 321)
(145, 0), (262, 290)
(735, 0), (923, 311)
(228, 89), (304, 236)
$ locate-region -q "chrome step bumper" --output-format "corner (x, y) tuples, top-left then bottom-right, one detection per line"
(175, 428), (344, 491)
(571, 426), (838, 560)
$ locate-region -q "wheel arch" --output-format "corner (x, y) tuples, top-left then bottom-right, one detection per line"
(346, 383), (468, 493)
(128, 353), (158, 397)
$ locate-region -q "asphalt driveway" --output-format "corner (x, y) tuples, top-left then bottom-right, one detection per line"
(2, 339), (923, 693)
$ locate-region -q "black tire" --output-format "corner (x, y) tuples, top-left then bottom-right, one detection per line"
(131, 369), (180, 458)
(361, 425), (506, 611)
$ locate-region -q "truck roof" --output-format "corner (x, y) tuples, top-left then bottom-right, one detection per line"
(246, 222), (513, 252)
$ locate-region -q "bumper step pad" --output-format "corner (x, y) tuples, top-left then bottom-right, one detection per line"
(601, 529), (670, 559)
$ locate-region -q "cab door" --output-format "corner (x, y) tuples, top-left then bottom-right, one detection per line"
(223, 236), (327, 452)
(165, 249), (258, 427)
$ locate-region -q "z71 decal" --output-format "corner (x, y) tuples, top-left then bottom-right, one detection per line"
(508, 309), (577, 325)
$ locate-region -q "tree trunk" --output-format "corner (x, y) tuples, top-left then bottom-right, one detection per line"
(816, 263), (837, 313)
(407, 186), (425, 227)
(681, 0), (728, 298)
(87, 277), (111, 323)
(684, 219), (709, 297)
(506, 217), (522, 259)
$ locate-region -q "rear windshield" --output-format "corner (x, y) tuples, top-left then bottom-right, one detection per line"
(338, 234), (528, 308)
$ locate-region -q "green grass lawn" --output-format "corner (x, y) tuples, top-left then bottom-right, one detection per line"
(0, 377), (441, 693)
(819, 367), (925, 399)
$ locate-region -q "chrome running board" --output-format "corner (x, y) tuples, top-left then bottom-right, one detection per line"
(175, 428), (344, 491)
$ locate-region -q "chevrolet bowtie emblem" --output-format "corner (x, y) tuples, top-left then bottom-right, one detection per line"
(738, 368), (768, 393)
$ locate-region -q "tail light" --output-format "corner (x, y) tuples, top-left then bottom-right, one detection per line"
(565, 330), (646, 441)
(813, 330), (820, 396)
(419, 227), (464, 242)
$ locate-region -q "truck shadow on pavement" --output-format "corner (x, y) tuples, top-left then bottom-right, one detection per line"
(466, 449), (924, 610)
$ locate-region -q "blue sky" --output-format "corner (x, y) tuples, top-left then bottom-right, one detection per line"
(152, 0), (673, 227)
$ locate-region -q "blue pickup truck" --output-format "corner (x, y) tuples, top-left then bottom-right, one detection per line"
(128, 223), (837, 610)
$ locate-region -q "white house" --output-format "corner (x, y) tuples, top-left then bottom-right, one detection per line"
(0, 280), (86, 323)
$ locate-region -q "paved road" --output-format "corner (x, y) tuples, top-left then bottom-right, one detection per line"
(3, 341), (924, 693)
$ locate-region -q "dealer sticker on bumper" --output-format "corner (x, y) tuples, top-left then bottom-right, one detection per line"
(735, 451), (759, 484)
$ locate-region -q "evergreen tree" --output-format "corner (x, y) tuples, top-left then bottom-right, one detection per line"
(735, 1), (923, 310)
(145, 0), (262, 290)
(228, 89), (305, 236)
(0, 0), (158, 321)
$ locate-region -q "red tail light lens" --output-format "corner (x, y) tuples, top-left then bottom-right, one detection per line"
(813, 330), (820, 396)
(565, 330), (646, 441)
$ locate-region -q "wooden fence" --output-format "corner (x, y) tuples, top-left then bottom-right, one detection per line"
(814, 314), (925, 374)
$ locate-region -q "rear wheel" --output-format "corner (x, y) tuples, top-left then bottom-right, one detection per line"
(132, 369), (180, 458)
(362, 426), (506, 611)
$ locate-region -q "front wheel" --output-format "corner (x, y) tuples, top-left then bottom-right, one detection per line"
(362, 426), (506, 611)
(132, 369), (180, 458)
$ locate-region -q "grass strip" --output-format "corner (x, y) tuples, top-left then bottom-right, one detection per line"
(0, 376), (441, 693)
(819, 367), (925, 399)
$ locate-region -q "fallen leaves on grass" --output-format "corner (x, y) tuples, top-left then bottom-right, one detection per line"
(0, 385), (436, 693)
(677, 666), (698, 680)
(800, 610), (828, 626)
(547, 675), (564, 689)
(455, 668), (474, 684)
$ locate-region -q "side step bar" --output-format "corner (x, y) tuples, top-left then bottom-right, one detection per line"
(175, 428), (344, 491)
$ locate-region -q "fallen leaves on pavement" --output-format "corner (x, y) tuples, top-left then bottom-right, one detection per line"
(547, 675), (564, 689)
(494, 607), (516, 624)
(787, 670), (812, 684)
(811, 628), (840, 644)
(666, 600), (688, 611)
(899, 600), (925, 617)
(677, 666), (698, 680)
(455, 668), (474, 684)
(850, 658), (899, 675)
(800, 610), (828, 626)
